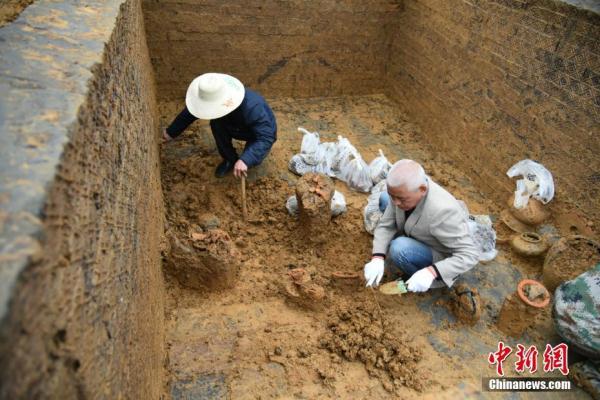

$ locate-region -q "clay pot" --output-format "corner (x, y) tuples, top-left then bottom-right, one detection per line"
(283, 281), (327, 310)
(331, 271), (360, 280)
(517, 279), (551, 308)
(299, 283), (326, 300)
(330, 271), (360, 291)
(449, 284), (482, 325)
(497, 279), (550, 337)
(543, 235), (600, 292)
(507, 195), (550, 226)
(493, 218), (513, 244)
(500, 209), (533, 234)
(288, 268), (310, 284)
(510, 232), (549, 257)
(282, 268), (327, 310)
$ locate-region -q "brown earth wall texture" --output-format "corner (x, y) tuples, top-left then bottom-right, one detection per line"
(143, 0), (401, 101)
(386, 0), (600, 224)
(0, 0), (165, 398)
(0, 0), (34, 27)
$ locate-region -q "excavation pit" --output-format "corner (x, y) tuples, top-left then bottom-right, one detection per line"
(0, 0), (598, 398)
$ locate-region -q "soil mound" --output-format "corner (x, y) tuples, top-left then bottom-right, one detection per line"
(543, 236), (600, 291)
(167, 228), (240, 291)
(320, 306), (423, 393)
(295, 173), (335, 240)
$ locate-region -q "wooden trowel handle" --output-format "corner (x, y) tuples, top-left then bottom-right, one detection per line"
(241, 176), (248, 221)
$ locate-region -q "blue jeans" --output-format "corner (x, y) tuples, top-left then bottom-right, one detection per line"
(389, 236), (433, 277)
(379, 193), (433, 277)
(379, 191), (390, 212)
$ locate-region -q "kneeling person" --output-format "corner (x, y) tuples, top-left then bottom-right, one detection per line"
(163, 73), (277, 178)
(364, 160), (479, 292)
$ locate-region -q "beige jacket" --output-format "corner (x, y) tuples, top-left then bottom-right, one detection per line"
(373, 179), (479, 287)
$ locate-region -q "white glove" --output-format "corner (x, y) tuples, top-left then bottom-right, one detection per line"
(406, 268), (435, 292)
(364, 258), (385, 287)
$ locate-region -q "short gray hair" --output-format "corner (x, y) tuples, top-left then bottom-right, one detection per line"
(386, 159), (427, 191)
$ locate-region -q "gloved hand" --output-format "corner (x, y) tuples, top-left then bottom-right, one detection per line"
(364, 258), (385, 287)
(406, 268), (435, 292)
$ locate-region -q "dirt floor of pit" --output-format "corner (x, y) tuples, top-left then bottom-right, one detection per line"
(159, 95), (593, 399)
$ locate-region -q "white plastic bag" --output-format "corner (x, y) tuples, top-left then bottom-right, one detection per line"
(340, 151), (373, 193)
(363, 181), (387, 234)
(330, 190), (347, 217)
(332, 136), (357, 177)
(370, 180), (387, 195)
(288, 153), (317, 176)
(286, 195), (298, 216)
(457, 201), (497, 262)
(298, 127), (320, 155)
(286, 192), (347, 217)
(313, 142), (338, 178)
(369, 149), (392, 184)
(467, 215), (498, 262)
(506, 159), (554, 208)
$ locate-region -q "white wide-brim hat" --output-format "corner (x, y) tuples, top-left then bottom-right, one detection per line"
(185, 73), (245, 120)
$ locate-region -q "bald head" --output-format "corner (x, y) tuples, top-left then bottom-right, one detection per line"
(386, 160), (427, 191)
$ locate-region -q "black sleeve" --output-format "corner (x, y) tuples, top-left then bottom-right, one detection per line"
(432, 264), (443, 281)
(166, 106), (198, 138)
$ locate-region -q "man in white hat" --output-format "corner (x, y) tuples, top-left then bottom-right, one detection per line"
(364, 160), (479, 293)
(163, 73), (277, 178)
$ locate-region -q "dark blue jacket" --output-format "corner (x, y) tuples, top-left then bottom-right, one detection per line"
(211, 89), (277, 167)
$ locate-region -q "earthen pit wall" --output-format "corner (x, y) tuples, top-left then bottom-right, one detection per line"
(0, 0), (165, 398)
(0, 0), (35, 27)
(386, 0), (600, 224)
(142, 0), (399, 101)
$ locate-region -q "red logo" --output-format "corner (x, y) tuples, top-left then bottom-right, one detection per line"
(515, 344), (538, 373)
(543, 343), (569, 375)
(488, 342), (569, 376)
(488, 341), (512, 376)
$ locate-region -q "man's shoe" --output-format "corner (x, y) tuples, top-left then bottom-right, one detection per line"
(215, 160), (234, 178)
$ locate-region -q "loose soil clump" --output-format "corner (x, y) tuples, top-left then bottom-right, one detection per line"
(320, 306), (424, 393)
(543, 236), (600, 292)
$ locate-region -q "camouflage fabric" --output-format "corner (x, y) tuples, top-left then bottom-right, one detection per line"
(553, 263), (600, 359)
(571, 360), (600, 400)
